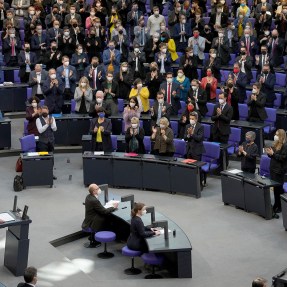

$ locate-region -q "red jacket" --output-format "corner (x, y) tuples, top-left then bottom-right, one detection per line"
(200, 77), (218, 100)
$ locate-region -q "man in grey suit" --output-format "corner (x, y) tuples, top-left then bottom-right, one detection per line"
(64, 4), (82, 26)
(28, 64), (48, 99)
(187, 28), (206, 65)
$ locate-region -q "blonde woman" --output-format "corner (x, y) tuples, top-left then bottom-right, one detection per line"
(129, 78), (150, 113)
(151, 117), (175, 156)
(74, 76), (93, 114)
(265, 129), (287, 213)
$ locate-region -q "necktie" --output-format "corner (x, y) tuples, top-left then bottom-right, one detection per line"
(11, 38), (15, 56)
(220, 104), (223, 110)
(39, 35), (42, 45)
(93, 68), (97, 90)
(141, 28), (144, 46)
(263, 55), (265, 66)
(246, 37), (249, 56)
(135, 57), (138, 71)
(157, 104), (162, 125)
(167, 83), (171, 104)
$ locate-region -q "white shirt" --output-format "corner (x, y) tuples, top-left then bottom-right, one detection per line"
(147, 14), (165, 35)
(36, 116), (57, 134)
(36, 73), (42, 94)
(215, 13), (221, 26)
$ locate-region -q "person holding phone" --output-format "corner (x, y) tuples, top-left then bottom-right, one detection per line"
(127, 202), (160, 252)
(265, 129), (287, 213)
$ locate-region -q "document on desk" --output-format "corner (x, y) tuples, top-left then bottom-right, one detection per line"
(27, 152), (39, 157)
(228, 169), (243, 174)
(159, 229), (171, 235)
(0, 212), (15, 222)
(94, 151), (104, 156)
(104, 200), (120, 209)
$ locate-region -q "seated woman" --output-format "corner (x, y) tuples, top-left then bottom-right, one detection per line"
(184, 111), (205, 161)
(151, 117), (175, 157)
(26, 96), (40, 136)
(125, 117), (145, 154)
(74, 76), (93, 114)
(129, 78), (150, 114)
(127, 202), (160, 252)
(89, 107), (112, 152)
(237, 131), (258, 173)
(123, 96), (141, 131)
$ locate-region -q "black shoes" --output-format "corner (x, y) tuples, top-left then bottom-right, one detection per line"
(273, 205), (282, 214)
(53, 175), (57, 180)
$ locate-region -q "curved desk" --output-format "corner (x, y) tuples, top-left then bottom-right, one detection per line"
(107, 198), (192, 278)
(83, 152), (204, 198)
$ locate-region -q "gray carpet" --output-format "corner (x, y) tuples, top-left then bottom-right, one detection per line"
(0, 153), (286, 287)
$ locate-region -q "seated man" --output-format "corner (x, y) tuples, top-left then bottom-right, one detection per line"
(81, 183), (118, 247)
(17, 266), (37, 287)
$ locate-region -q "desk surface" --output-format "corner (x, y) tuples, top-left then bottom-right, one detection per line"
(53, 114), (92, 120)
(109, 113), (180, 121)
(202, 118), (268, 129)
(0, 84), (28, 89)
(21, 152), (54, 160)
(0, 118), (11, 123)
(0, 210), (32, 228)
(277, 109), (287, 116)
(221, 170), (281, 187)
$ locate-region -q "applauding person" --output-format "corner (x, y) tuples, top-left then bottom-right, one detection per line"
(125, 117), (145, 154)
(123, 96), (141, 131)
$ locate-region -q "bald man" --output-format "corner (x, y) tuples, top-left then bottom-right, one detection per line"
(88, 90), (112, 118)
(81, 184), (118, 247)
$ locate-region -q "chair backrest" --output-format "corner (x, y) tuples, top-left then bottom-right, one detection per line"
(220, 70), (230, 84)
(250, 70), (257, 84)
(173, 139), (186, 158)
(229, 54), (236, 65)
(111, 135), (117, 151)
(202, 141), (220, 163)
(178, 101), (186, 115)
(23, 120), (28, 136)
(26, 87), (32, 100)
(143, 136), (151, 154)
(149, 99), (154, 108)
(274, 93), (282, 108)
(19, 135), (36, 152)
(259, 155), (271, 177)
(170, 121), (178, 137)
(264, 108), (276, 126)
(71, 99), (76, 113)
(39, 99), (45, 107)
(118, 99), (124, 113)
(202, 123), (211, 140)
(228, 127), (241, 145)
(14, 70), (21, 84)
(275, 73), (286, 87)
(238, 104), (248, 120)
(206, 102), (215, 117)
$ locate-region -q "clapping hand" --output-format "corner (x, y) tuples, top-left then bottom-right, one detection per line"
(160, 129), (165, 136)
(100, 126), (104, 132)
(113, 202), (119, 208)
(238, 145), (244, 153)
(265, 147), (274, 155)
(216, 107), (221, 115)
(93, 126), (98, 133)
(152, 126), (157, 134)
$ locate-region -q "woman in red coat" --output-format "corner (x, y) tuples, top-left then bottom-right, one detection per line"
(200, 68), (218, 103)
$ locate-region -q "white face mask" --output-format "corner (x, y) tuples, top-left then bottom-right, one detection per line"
(178, 72), (183, 78)
(32, 102), (37, 108)
(154, 11), (159, 16)
(142, 209), (147, 215)
(64, 31), (70, 37)
(211, 53), (217, 58)
(191, 86), (197, 91)
(131, 123), (138, 128)
(176, 7), (181, 11)
(30, 11), (35, 15)
(274, 135), (279, 142)
(219, 98), (225, 105)
(81, 82), (86, 87)
(96, 98), (103, 104)
(137, 84), (142, 89)
(97, 188), (102, 195)
(252, 88), (257, 94)
(162, 49), (167, 53)
(166, 78), (173, 83)
(158, 98), (164, 104)
(64, 61), (69, 66)
(264, 31), (270, 36)
(218, 33), (224, 38)
(160, 25), (166, 30)
(78, 49), (83, 53)
(160, 124), (165, 129)
(122, 67), (128, 72)
(134, 48), (140, 53)
(182, 19), (186, 24)
(190, 119), (196, 125)
(50, 74), (56, 79)
(244, 33), (250, 38)
(90, 12), (95, 16)
(10, 33), (15, 38)
(130, 102), (135, 108)
(107, 77), (113, 82)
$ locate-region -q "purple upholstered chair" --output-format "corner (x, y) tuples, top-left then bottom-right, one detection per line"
(238, 104), (248, 120)
(275, 73), (286, 88)
(264, 108), (276, 137)
(149, 99), (154, 108)
(122, 246), (142, 275)
(111, 135), (117, 151)
(170, 121), (178, 138)
(118, 98), (124, 113)
(71, 99), (76, 113)
(94, 231), (116, 258)
(143, 136), (151, 154)
(14, 70), (21, 83)
(206, 102), (215, 118)
(141, 253), (164, 279)
(39, 99), (45, 107)
(220, 70), (230, 84)
(173, 139), (186, 158)
(259, 155), (271, 178)
(274, 93), (282, 108)
(23, 120), (29, 136)
(201, 141), (221, 184)
(283, 183), (287, 193)
(227, 127), (241, 155)
(19, 135), (36, 152)
(178, 101), (186, 115)
(26, 87), (32, 100)
(202, 123), (211, 140)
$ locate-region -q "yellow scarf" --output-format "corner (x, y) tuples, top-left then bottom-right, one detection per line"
(176, 75), (186, 83)
(109, 15), (118, 34)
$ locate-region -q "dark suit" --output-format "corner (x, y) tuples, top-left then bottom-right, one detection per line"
(45, 13), (62, 28)
(125, 127), (146, 154)
(69, 26), (85, 46)
(102, 80), (119, 115)
(257, 72), (276, 107)
(42, 78), (65, 114)
(211, 37), (230, 65)
(203, 58), (221, 82)
(159, 82), (181, 115)
(89, 101), (112, 118)
(58, 35), (77, 58)
(112, 34), (129, 62)
(114, 71), (133, 100)
(30, 32), (50, 61)
(211, 103), (233, 143)
(89, 118), (113, 152)
(144, 38), (159, 63)
(268, 37), (284, 67)
(56, 65), (77, 94)
(18, 51), (37, 82)
(228, 71), (248, 103)
(128, 51), (146, 79)
(247, 92), (267, 122)
(209, 12), (228, 28)
(155, 52), (172, 74)
(71, 52), (89, 80)
(255, 53), (271, 75)
(239, 35), (257, 58)
(2, 36), (22, 66)
(184, 122), (205, 160)
(28, 70), (48, 98)
(127, 10), (143, 36)
(46, 27), (63, 43)
(64, 13), (82, 26)
(235, 55), (253, 83)
(84, 64), (106, 92)
(173, 23), (192, 52)
(187, 88), (208, 117)
(150, 101), (172, 128)
(81, 194), (115, 231)
(42, 49), (62, 70)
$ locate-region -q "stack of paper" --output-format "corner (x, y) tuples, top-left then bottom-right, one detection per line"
(104, 200), (120, 209)
(0, 213), (15, 222)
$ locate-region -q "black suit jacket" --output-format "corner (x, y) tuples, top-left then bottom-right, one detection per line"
(235, 55), (253, 82)
(211, 37), (230, 65)
(211, 103), (233, 136)
(84, 64), (106, 92)
(187, 88), (208, 117)
(247, 92), (268, 121)
(268, 37), (284, 67)
(257, 72), (276, 107)
(184, 122), (205, 157)
(150, 101), (172, 128)
(159, 82), (181, 114)
(209, 12), (228, 28)
(81, 194), (115, 231)
(17, 51), (37, 78)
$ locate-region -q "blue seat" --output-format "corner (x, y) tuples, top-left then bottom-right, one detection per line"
(111, 135), (117, 151)
(220, 70), (230, 84)
(274, 93), (282, 108)
(19, 135), (36, 152)
(275, 73), (286, 87)
(173, 138), (186, 158)
(23, 120), (28, 136)
(94, 231), (116, 259)
(250, 70), (257, 84)
(82, 226), (97, 248)
(264, 108), (276, 136)
(122, 246), (142, 275)
(283, 182), (287, 193)
(229, 54), (236, 65)
(238, 104), (248, 120)
(170, 120), (178, 138)
(197, 68), (201, 79)
(71, 99), (76, 113)
(26, 87), (32, 100)
(206, 102), (215, 118)
(259, 155), (271, 177)
(203, 17), (210, 24)
(201, 141), (221, 184)
(202, 123), (211, 140)
(141, 253), (164, 279)
(143, 136), (151, 153)
(178, 100), (186, 114)
(149, 99), (154, 108)
(227, 127), (241, 155)
(118, 98), (124, 113)
(14, 69), (21, 83)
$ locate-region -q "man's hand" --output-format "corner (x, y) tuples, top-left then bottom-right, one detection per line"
(93, 126), (98, 133)
(113, 202), (119, 208)
(100, 126), (104, 132)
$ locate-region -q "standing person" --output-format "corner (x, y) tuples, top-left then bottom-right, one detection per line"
(123, 96), (141, 131)
(211, 92), (233, 144)
(200, 68), (218, 103)
(237, 131), (258, 173)
(265, 129), (287, 213)
(184, 111), (205, 160)
(145, 62), (163, 100)
(125, 117), (146, 154)
(127, 203), (160, 252)
(114, 62), (133, 100)
(17, 266), (38, 287)
(102, 72), (119, 116)
(36, 106), (57, 152)
(173, 68), (190, 102)
(188, 27), (205, 65)
(89, 107), (113, 152)
(74, 76), (93, 114)
(129, 79), (150, 114)
(82, 183), (118, 247)
(26, 96), (41, 136)
(28, 64), (48, 100)
(151, 117), (175, 157)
